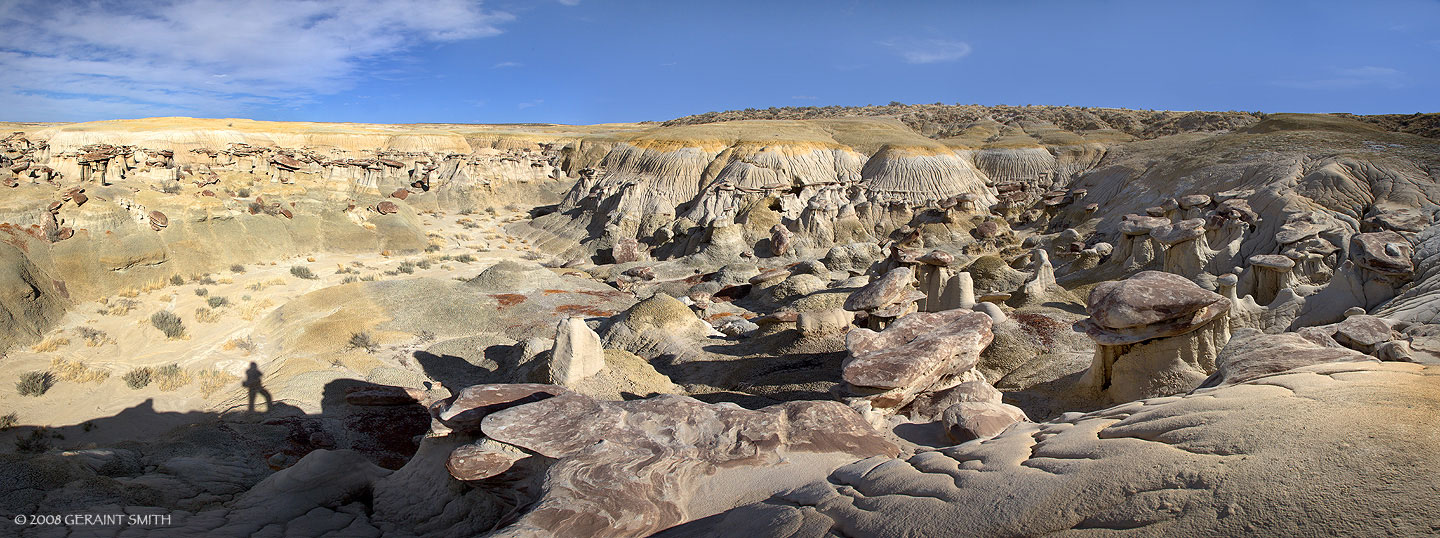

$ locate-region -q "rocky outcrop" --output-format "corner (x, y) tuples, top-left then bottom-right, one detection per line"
(1077, 271), (1231, 402)
(842, 309), (994, 413)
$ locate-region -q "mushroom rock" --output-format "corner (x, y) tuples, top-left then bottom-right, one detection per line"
(447, 437), (530, 481)
(1152, 218), (1211, 278)
(1076, 271), (1231, 402)
(1243, 254), (1299, 306)
(279, 208), (294, 219)
(1197, 328), (1371, 389)
(148, 210), (168, 231)
(843, 266), (913, 312)
(1351, 231), (1413, 277)
(272, 154), (302, 170)
(478, 392), (898, 537)
(1114, 214), (1168, 271)
(547, 317), (606, 386)
(914, 252), (965, 313)
(375, 201), (398, 215)
(1178, 193), (1211, 212)
(46, 200), (62, 213)
(390, 188), (410, 200)
(768, 224), (792, 257)
(842, 309), (994, 413)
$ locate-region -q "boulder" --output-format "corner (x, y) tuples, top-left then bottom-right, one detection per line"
(843, 310), (994, 411)
(548, 317), (605, 386)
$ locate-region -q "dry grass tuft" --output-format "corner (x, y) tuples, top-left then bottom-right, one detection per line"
(155, 364), (192, 391)
(247, 278), (286, 292)
(195, 307), (223, 323)
(239, 299), (276, 321)
(32, 336), (70, 352)
(196, 369), (240, 397)
(51, 358), (110, 384)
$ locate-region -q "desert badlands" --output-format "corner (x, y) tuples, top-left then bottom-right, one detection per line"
(1, 105), (1440, 537)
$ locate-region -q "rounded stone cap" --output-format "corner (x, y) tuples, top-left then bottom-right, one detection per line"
(1119, 214), (1170, 236)
(1217, 273), (1239, 286)
(1179, 194), (1212, 209)
(1248, 254), (1295, 270)
(1078, 271), (1230, 345)
(1160, 198), (1180, 211)
(1145, 206), (1167, 217)
(1150, 219), (1206, 245)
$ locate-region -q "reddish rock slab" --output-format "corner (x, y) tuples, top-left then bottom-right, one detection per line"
(843, 266), (914, 311)
(844, 309), (994, 393)
(439, 383), (567, 430)
(477, 392), (898, 537)
(375, 201), (398, 215)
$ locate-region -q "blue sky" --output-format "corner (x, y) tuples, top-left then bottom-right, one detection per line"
(1, 0), (1436, 124)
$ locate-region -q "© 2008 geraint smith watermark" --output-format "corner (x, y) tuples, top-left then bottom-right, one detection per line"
(13, 513), (173, 526)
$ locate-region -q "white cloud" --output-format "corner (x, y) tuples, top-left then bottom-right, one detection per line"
(1273, 66), (1407, 90)
(493, 61), (523, 69)
(517, 99), (544, 109)
(880, 38), (972, 64)
(0, 0), (514, 121)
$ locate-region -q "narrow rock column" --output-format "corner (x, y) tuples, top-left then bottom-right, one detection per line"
(1244, 254), (1299, 306)
(548, 317), (605, 386)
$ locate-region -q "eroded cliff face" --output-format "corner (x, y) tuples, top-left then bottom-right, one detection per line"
(0, 118), (637, 351)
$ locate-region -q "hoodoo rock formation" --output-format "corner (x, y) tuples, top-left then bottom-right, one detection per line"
(4, 106), (1440, 537)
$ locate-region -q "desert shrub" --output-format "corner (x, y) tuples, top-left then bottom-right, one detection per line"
(238, 299), (275, 321)
(195, 307), (223, 323)
(196, 275), (217, 285)
(522, 251), (543, 261)
(150, 311), (186, 338)
(461, 220), (480, 229)
(155, 364), (191, 391)
(223, 337), (257, 353)
(230, 264), (246, 273)
(51, 358), (109, 384)
(161, 183), (182, 194)
(17, 371), (55, 396)
(194, 287), (209, 296)
(348, 331), (379, 353)
(123, 367), (154, 389)
(454, 254), (476, 263)
(247, 278), (285, 291)
(360, 275), (377, 282)
(15, 429), (50, 453)
(236, 188), (251, 197)
(290, 266), (317, 279)
(396, 262), (415, 274)
(196, 370), (239, 397)
(170, 275), (186, 286)
(416, 259), (433, 269)
(0, 413), (15, 431)
(77, 326), (109, 346)
(207, 296), (229, 308)
(100, 298), (139, 316)
(31, 336), (69, 352)
(342, 275), (358, 284)
(415, 330), (436, 344)
(425, 244), (441, 252)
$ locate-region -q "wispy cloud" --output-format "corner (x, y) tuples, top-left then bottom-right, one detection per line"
(791, 95), (818, 100)
(557, 0), (581, 5)
(879, 38), (972, 64)
(518, 99), (544, 109)
(493, 61), (523, 69)
(1273, 66), (1407, 90)
(0, 0), (514, 121)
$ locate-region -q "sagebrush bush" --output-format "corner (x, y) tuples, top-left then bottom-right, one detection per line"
(395, 262), (416, 274)
(454, 254), (476, 263)
(230, 264), (246, 273)
(194, 287), (209, 296)
(17, 371), (55, 397)
(123, 367), (154, 389)
(424, 244), (441, 252)
(150, 311), (186, 338)
(169, 275), (186, 286)
(348, 331), (379, 353)
(0, 412), (16, 431)
(207, 296), (229, 308)
(290, 266), (317, 279)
